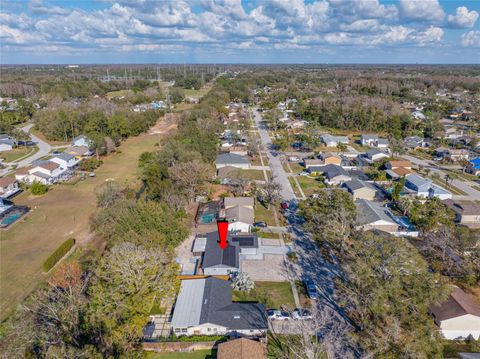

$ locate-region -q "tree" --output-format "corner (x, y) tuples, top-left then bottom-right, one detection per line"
(391, 176), (406, 202)
(95, 181), (125, 209)
(231, 272), (255, 293)
(168, 160), (213, 202)
(336, 142), (347, 153)
(253, 177), (282, 209)
(30, 182), (48, 195)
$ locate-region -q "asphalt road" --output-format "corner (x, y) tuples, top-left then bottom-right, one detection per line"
(15, 123), (53, 167)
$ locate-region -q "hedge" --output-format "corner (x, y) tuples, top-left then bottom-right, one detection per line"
(42, 238), (75, 272)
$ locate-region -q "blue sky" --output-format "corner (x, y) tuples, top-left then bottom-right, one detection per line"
(1, 0), (479, 64)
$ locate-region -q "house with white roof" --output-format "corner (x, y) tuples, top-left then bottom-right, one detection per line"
(49, 153), (80, 170)
(72, 134), (91, 148)
(320, 134), (349, 147)
(15, 161), (66, 185)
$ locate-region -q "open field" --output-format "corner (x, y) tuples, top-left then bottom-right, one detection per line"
(0, 146), (38, 162)
(244, 169), (268, 181)
(144, 350), (216, 359)
(296, 176), (324, 197)
(105, 89), (132, 100)
(0, 132), (161, 320)
(184, 87), (211, 99)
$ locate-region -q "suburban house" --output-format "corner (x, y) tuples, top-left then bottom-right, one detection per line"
(224, 197), (254, 210)
(445, 149), (469, 162)
(322, 164), (351, 185)
(404, 136), (428, 149)
(360, 134), (378, 146)
(217, 338), (266, 359)
(343, 179), (377, 200)
(49, 153), (80, 170)
(319, 152), (342, 165)
(411, 111), (426, 120)
(228, 145), (248, 157)
(304, 158), (325, 170)
(443, 200), (480, 226)
(15, 161), (66, 185)
(225, 205), (254, 232)
(356, 199), (399, 234)
(216, 153), (250, 170)
(0, 135), (14, 151)
(217, 166), (244, 186)
(385, 160), (413, 179)
(0, 176), (20, 199)
(72, 134), (91, 147)
(405, 174), (452, 200)
(170, 277), (267, 337)
(320, 134), (349, 147)
(201, 232), (260, 275)
(365, 149), (389, 162)
(374, 138), (389, 149)
(65, 145), (93, 158)
(467, 158), (480, 176)
(429, 287), (480, 340)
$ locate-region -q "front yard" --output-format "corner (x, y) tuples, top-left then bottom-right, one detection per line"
(244, 169), (268, 181)
(233, 281), (295, 309)
(296, 175), (325, 197)
(144, 350), (216, 359)
(0, 146), (38, 162)
(254, 204), (277, 226)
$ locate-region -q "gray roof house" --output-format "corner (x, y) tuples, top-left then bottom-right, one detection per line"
(343, 179), (377, 200)
(356, 199), (399, 234)
(323, 164), (351, 185)
(216, 153), (250, 170)
(405, 174), (452, 200)
(365, 149), (389, 162)
(171, 277), (267, 337)
(202, 232), (259, 276)
(361, 134), (378, 146)
(320, 134), (349, 147)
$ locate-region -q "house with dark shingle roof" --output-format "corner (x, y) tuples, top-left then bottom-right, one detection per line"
(356, 199), (399, 234)
(443, 199), (480, 225)
(170, 277), (267, 337)
(216, 153), (250, 170)
(429, 287), (480, 340)
(323, 164), (351, 185)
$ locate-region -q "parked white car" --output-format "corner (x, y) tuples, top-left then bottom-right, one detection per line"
(267, 309), (290, 321)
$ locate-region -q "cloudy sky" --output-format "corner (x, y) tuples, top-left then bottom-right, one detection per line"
(1, 0), (479, 64)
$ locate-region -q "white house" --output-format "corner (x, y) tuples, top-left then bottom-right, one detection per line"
(49, 153), (80, 170)
(429, 287), (480, 340)
(365, 149), (389, 162)
(170, 277), (267, 337)
(405, 174), (452, 200)
(72, 134), (91, 148)
(361, 134), (378, 146)
(225, 205), (254, 232)
(0, 176), (20, 199)
(320, 134), (349, 147)
(216, 153), (250, 170)
(15, 161), (66, 185)
(0, 135), (14, 152)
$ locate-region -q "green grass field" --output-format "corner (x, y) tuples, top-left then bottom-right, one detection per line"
(288, 177), (302, 197)
(244, 169), (268, 181)
(0, 146), (38, 162)
(105, 89), (132, 100)
(0, 132), (160, 320)
(296, 176), (324, 197)
(144, 350), (216, 359)
(254, 205), (276, 226)
(233, 281), (295, 309)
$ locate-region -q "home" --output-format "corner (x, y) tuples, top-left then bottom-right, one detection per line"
(225, 205), (254, 232)
(365, 149), (389, 162)
(385, 167), (413, 179)
(443, 200), (480, 226)
(360, 134), (378, 146)
(0, 134), (14, 152)
(411, 111), (426, 121)
(467, 158), (480, 176)
(355, 199), (399, 234)
(405, 174), (452, 200)
(65, 145), (93, 158)
(343, 179), (377, 201)
(304, 158), (326, 170)
(320, 134), (349, 147)
(217, 166), (244, 185)
(404, 136), (428, 149)
(429, 286), (480, 340)
(217, 338), (266, 359)
(0, 176), (20, 199)
(374, 138), (389, 149)
(322, 164), (351, 185)
(445, 149), (469, 162)
(224, 196), (254, 210)
(15, 161), (65, 185)
(319, 152), (342, 166)
(72, 134), (91, 148)
(170, 277), (267, 337)
(49, 153), (80, 170)
(216, 153), (250, 170)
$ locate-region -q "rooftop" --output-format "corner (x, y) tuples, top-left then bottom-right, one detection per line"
(430, 287), (480, 322)
(356, 199), (397, 226)
(217, 338), (266, 359)
(216, 153), (250, 165)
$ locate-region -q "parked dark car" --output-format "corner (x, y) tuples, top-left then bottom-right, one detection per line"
(253, 221), (267, 228)
(17, 140), (35, 147)
(303, 278), (318, 300)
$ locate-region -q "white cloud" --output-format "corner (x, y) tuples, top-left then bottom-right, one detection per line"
(447, 6), (478, 28)
(399, 0), (445, 22)
(28, 0), (69, 15)
(461, 30), (480, 47)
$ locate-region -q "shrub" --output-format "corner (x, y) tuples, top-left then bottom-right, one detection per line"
(79, 158), (102, 172)
(287, 251), (297, 262)
(30, 182), (48, 195)
(42, 238), (75, 272)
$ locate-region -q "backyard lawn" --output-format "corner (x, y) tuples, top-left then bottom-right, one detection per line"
(233, 281), (295, 309)
(254, 204), (276, 226)
(144, 350), (216, 359)
(0, 132), (161, 320)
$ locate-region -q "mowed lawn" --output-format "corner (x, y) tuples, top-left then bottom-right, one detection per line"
(144, 350), (216, 359)
(0, 133), (159, 319)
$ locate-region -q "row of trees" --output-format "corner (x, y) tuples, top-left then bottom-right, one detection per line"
(299, 189), (450, 357)
(1, 182), (188, 357)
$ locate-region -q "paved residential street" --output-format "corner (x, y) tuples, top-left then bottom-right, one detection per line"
(251, 107), (350, 336)
(403, 154), (480, 200)
(15, 124), (53, 167)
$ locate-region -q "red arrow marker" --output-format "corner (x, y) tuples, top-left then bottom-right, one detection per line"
(217, 219), (229, 250)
